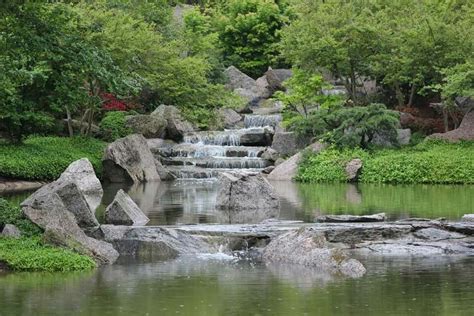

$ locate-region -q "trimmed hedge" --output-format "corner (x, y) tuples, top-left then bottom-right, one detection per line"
(0, 136), (106, 181)
(297, 141), (474, 184)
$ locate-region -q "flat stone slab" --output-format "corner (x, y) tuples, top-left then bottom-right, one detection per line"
(316, 213), (386, 223)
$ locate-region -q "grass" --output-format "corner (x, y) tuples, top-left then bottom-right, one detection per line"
(0, 136), (106, 181)
(0, 198), (96, 272)
(297, 140), (474, 184)
(0, 237), (96, 272)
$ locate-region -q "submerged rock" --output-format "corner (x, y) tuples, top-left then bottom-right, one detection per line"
(262, 228), (366, 278)
(100, 225), (211, 260)
(216, 172), (280, 212)
(104, 190), (149, 226)
(1, 224), (21, 238)
(103, 134), (160, 183)
(316, 213), (386, 223)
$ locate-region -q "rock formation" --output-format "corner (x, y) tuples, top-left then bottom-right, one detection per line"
(104, 189), (150, 226)
(103, 134), (160, 183)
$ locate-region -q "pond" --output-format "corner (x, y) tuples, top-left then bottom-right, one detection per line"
(1, 255), (473, 315)
(4, 181), (473, 224)
(1, 180), (474, 315)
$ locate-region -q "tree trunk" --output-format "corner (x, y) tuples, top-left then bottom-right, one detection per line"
(86, 109), (94, 137)
(65, 106), (74, 137)
(394, 81), (405, 107)
(407, 83), (416, 107)
(80, 109), (89, 135)
(442, 108), (449, 132)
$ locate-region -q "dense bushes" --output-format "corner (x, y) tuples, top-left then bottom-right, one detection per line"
(99, 111), (132, 141)
(0, 237), (96, 272)
(0, 136), (105, 181)
(297, 141), (474, 184)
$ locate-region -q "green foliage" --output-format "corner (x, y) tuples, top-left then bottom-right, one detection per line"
(212, 0), (290, 77)
(298, 141), (474, 184)
(0, 198), (42, 237)
(0, 136), (105, 181)
(281, 0), (474, 105)
(297, 147), (368, 182)
(361, 141), (474, 184)
(0, 3), (140, 142)
(99, 111), (132, 141)
(288, 103), (400, 148)
(0, 237), (96, 272)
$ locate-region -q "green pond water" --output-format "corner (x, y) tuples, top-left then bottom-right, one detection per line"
(1, 181), (474, 315)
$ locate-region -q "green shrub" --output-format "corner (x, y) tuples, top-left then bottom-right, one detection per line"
(0, 237), (96, 272)
(297, 147), (368, 182)
(361, 141), (474, 184)
(0, 136), (106, 181)
(0, 198), (42, 237)
(99, 111), (132, 141)
(297, 141), (474, 184)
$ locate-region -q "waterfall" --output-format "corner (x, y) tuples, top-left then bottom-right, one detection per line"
(244, 114), (281, 128)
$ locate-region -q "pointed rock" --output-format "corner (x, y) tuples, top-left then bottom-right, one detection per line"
(105, 190), (149, 226)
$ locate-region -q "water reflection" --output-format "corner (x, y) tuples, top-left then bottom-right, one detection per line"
(1, 256), (473, 316)
(99, 180), (474, 225)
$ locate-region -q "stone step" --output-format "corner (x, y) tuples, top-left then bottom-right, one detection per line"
(184, 127), (273, 146)
(162, 157), (272, 169)
(166, 166), (265, 179)
(155, 144), (266, 159)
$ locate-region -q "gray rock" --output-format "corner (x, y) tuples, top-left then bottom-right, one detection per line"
(151, 105), (194, 142)
(260, 147), (280, 162)
(103, 134), (160, 183)
(271, 132), (309, 156)
(345, 159), (363, 182)
(262, 228), (366, 278)
(372, 128), (411, 147)
(268, 142), (327, 181)
(323, 224), (413, 244)
(22, 159), (101, 230)
(265, 68), (292, 92)
(216, 172), (280, 211)
(104, 189), (150, 226)
(461, 214), (474, 222)
(100, 225), (211, 260)
(255, 75), (271, 98)
(218, 108), (242, 128)
(262, 166), (276, 174)
(429, 111), (474, 142)
(274, 158), (285, 166)
(316, 213), (386, 223)
(58, 158), (103, 216)
(413, 228), (465, 241)
(22, 190), (119, 265)
(224, 66), (256, 91)
(239, 127), (274, 146)
(1, 224), (21, 238)
(154, 159), (175, 181)
(125, 115), (167, 139)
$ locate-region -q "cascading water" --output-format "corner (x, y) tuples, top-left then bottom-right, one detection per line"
(153, 115), (277, 179)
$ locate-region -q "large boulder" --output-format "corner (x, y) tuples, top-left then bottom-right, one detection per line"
(125, 115), (167, 139)
(345, 159), (363, 182)
(268, 142), (327, 180)
(216, 172), (280, 211)
(151, 105), (194, 142)
(265, 68), (292, 92)
(224, 66), (256, 91)
(239, 127), (274, 146)
(371, 129), (411, 147)
(218, 108), (242, 128)
(21, 178), (119, 265)
(104, 189), (149, 226)
(271, 132), (310, 156)
(429, 111), (474, 142)
(262, 228), (366, 278)
(58, 158), (103, 214)
(24, 159), (101, 230)
(103, 134), (160, 183)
